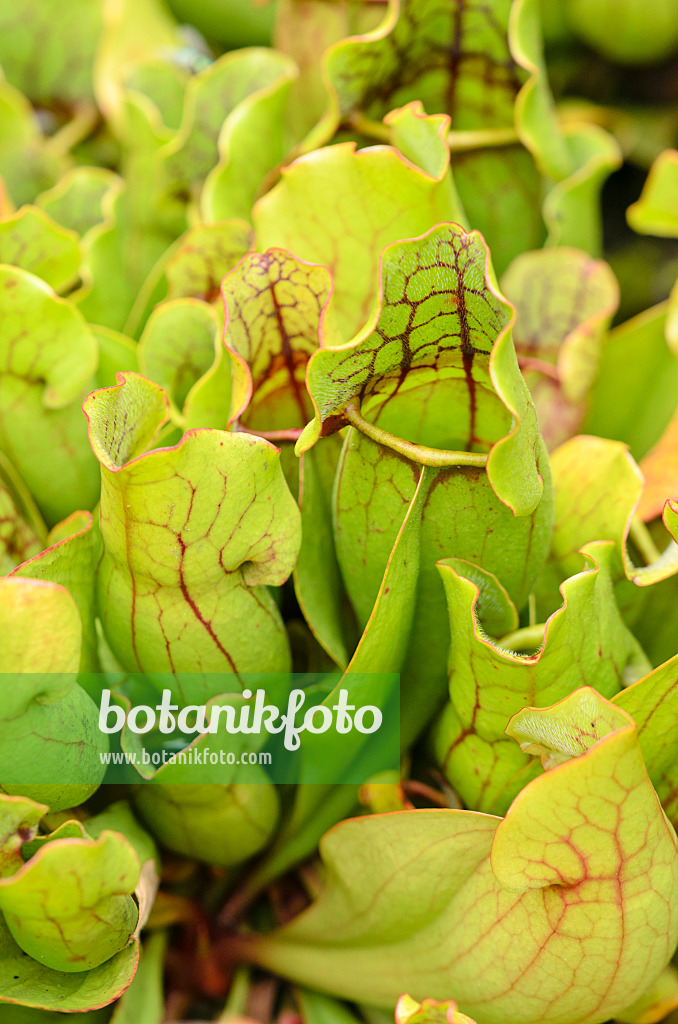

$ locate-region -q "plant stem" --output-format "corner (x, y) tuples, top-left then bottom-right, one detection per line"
(527, 592), (537, 628)
(347, 113), (520, 154)
(345, 400), (488, 468)
(447, 127), (520, 152)
(629, 516), (662, 565)
(347, 111), (391, 143)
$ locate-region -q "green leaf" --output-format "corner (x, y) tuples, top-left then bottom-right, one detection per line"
(0, 207), (81, 293)
(304, 223), (550, 603)
(311, 0), (559, 160)
(165, 219), (254, 303)
(85, 372), (301, 674)
(10, 511), (100, 672)
(223, 248), (337, 432)
(299, 0), (573, 273)
(396, 994), (476, 1024)
(0, 576), (80, 673)
(617, 571), (678, 671)
(85, 801), (158, 874)
(432, 541), (650, 814)
(19, 820), (88, 862)
(330, 426), (549, 742)
(138, 299), (232, 430)
(383, 103), (450, 180)
(0, 794), (47, 879)
(449, 145), (545, 277)
(36, 167), (121, 238)
(627, 149), (678, 238)
(0, 915), (138, 1011)
(132, 775), (279, 868)
(0, 479), (42, 575)
(635, 402), (678, 525)
(159, 48), (297, 210)
(330, 472), (426, 692)
(94, 326), (139, 389)
(501, 246), (619, 447)
(117, 689), (280, 868)
(668, 279), (678, 355)
(220, 245), (352, 665)
(109, 931), (166, 1024)
(93, 0), (181, 129)
(201, 54), (299, 222)
(294, 223), (552, 740)
(0, 577), (107, 811)
(242, 689), (678, 1022)
(616, 966), (678, 1024)
(613, 652), (678, 828)
(583, 300), (678, 461)
(0, 0), (102, 105)
(84, 37), (186, 330)
(76, 183), (175, 335)
(52, 803), (159, 950)
(543, 124), (622, 255)
(0, 1005), (110, 1022)
(273, 0), (386, 141)
(296, 987), (367, 1024)
(567, 0), (678, 65)
(241, 468), (429, 897)
(550, 434), (678, 586)
(0, 833), (139, 973)
(295, 439), (351, 669)
(0, 266), (99, 524)
(254, 115), (463, 339)
(0, 74), (64, 208)
(124, 217), (254, 338)
(502, 247), (619, 400)
(298, 222), (544, 514)
(509, 0), (573, 179)
(124, 60), (189, 133)
(301, 227), (544, 507)
(169, 0), (276, 48)
(249, 798), (497, 996)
